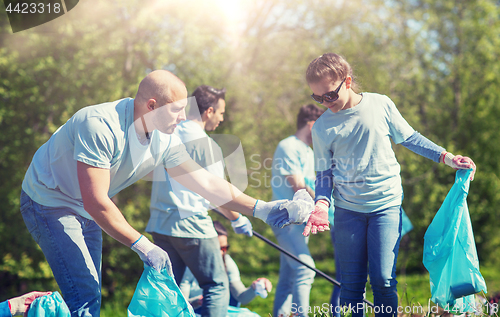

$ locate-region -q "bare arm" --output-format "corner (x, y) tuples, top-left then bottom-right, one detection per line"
(77, 161), (142, 246)
(285, 175), (315, 199)
(217, 206), (240, 221)
(166, 160), (256, 216)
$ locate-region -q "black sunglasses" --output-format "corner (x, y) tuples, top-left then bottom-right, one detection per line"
(311, 78), (346, 104)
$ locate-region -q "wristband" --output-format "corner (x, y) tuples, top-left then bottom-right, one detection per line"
(131, 235), (155, 255)
(253, 200), (266, 220)
(443, 152), (456, 166)
(315, 200), (329, 212)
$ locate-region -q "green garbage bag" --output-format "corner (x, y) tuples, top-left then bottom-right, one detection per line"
(423, 169), (487, 313)
(128, 265), (195, 317)
(27, 291), (70, 317)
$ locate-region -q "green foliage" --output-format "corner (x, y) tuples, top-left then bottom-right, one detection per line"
(1, 0), (500, 311)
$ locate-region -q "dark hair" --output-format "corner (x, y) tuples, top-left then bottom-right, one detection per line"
(306, 53), (359, 92)
(190, 85), (226, 116)
(297, 104), (325, 130)
(213, 221), (228, 236)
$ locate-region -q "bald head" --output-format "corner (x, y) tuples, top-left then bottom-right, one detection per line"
(135, 70), (187, 106)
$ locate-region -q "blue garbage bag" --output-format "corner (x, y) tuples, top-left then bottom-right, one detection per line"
(423, 169), (487, 313)
(227, 306), (260, 317)
(128, 265), (196, 317)
(27, 291), (70, 317)
(401, 207), (413, 237)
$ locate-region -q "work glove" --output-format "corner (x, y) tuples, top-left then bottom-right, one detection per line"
(231, 214), (253, 237)
(131, 235), (173, 275)
(253, 199), (291, 228)
(303, 200), (330, 236)
(442, 152), (476, 180)
(254, 190), (314, 228)
(8, 291), (52, 316)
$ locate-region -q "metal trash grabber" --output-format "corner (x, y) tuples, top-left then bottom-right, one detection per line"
(212, 208), (375, 307)
(251, 230), (375, 308)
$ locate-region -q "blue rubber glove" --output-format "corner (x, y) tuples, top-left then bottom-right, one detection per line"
(131, 235), (173, 275)
(253, 200), (291, 228)
(231, 215), (253, 237)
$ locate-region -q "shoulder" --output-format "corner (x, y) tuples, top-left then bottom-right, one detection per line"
(224, 254), (239, 275)
(312, 110), (332, 132)
(177, 120), (207, 137)
(362, 92), (395, 108)
(71, 98), (132, 132)
(277, 136), (296, 148)
(73, 98), (131, 120)
(275, 136), (300, 156)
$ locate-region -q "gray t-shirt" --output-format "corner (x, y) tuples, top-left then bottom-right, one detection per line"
(22, 98), (191, 219)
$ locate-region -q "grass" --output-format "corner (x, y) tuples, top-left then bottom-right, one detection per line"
(101, 266), (500, 317)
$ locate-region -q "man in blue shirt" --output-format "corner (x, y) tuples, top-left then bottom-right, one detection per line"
(20, 71), (301, 317)
(271, 104), (324, 317)
(146, 85), (252, 317)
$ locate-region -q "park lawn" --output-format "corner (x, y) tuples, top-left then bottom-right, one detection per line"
(101, 266), (499, 317)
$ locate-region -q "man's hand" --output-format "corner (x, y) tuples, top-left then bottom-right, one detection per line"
(252, 278), (272, 292)
(253, 200), (291, 228)
(8, 291), (52, 316)
(231, 215), (253, 237)
(442, 152), (476, 180)
(303, 200), (330, 236)
(252, 278), (272, 298)
(131, 235), (173, 275)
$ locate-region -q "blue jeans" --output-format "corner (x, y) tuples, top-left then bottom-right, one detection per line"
(271, 224), (316, 317)
(334, 206), (401, 317)
(330, 230), (342, 317)
(20, 191), (102, 317)
(151, 233), (229, 317)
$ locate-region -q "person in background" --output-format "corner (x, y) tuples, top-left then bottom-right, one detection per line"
(179, 221), (272, 314)
(270, 104), (325, 317)
(0, 291), (52, 317)
(146, 85), (253, 317)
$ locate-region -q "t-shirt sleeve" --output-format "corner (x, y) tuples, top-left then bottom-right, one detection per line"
(204, 138), (225, 179)
(386, 97), (415, 144)
(162, 134), (192, 169)
(74, 117), (115, 168)
(273, 143), (302, 176)
(312, 123), (333, 172)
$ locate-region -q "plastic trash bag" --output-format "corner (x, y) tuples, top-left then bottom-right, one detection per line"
(128, 265), (196, 317)
(279, 189), (314, 223)
(423, 169), (487, 313)
(27, 291), (70, 317)
(401, 207), (413, 237)
(226, 306), (260, 317)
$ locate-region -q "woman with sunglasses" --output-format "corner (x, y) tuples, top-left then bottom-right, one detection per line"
(302, 53), (476, 317)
